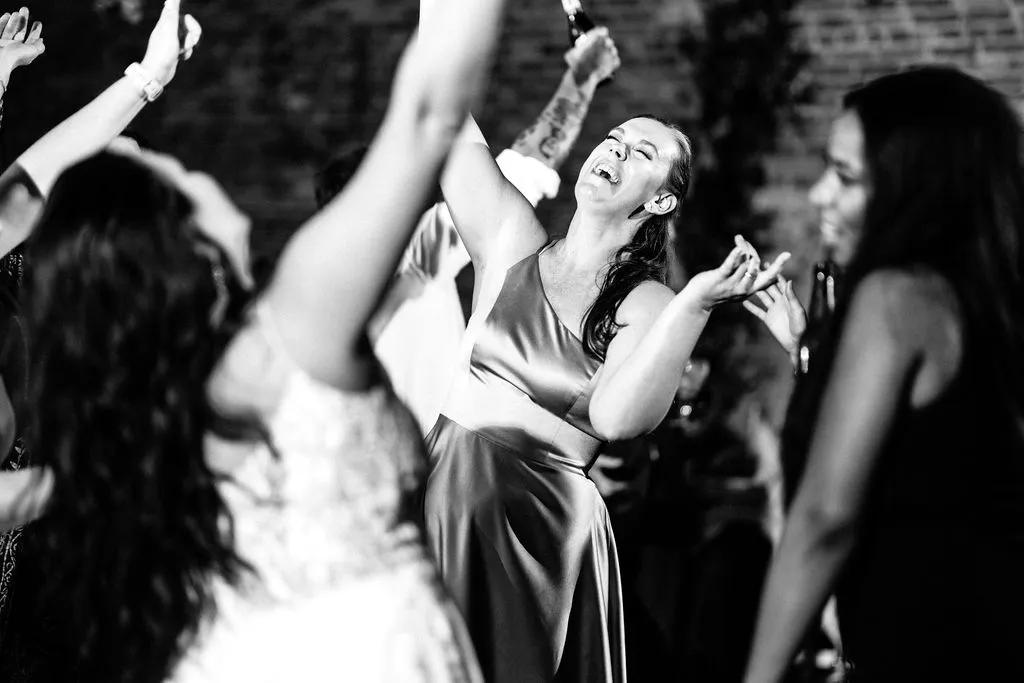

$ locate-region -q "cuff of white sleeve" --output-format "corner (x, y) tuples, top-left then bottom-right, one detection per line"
(495, 149), (562, 207)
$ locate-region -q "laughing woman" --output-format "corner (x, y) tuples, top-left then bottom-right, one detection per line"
(422, 81), (789, 683)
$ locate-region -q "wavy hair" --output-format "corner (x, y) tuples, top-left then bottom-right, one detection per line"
(23, 151), (250, 683)
(784, 66), (1024, 489)
(582, 115), (693, 360)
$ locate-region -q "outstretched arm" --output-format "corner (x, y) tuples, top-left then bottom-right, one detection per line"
(262, 0), (506, 389)
(0, 0), (199, 258)
(590, 238), (789, 440)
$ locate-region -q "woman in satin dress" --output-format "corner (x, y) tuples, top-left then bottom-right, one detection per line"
(423, 101), (790, 680)
(0, 0), (504, 680)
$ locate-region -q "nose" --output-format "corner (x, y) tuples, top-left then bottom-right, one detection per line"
(808, 171), (832, 210)
(609, 140), (626, 160)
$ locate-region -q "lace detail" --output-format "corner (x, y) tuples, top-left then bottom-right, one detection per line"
(224, 377), (429, 600)
(174, 303), (481, 681)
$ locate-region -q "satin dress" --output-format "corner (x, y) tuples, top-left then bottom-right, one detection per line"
(424, 247), (627, 683)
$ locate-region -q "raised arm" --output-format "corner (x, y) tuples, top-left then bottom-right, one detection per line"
(0, 1), (199, 258)
(742, 272), (928, 683)
(510, 27), (619, 171)
(262, 0), (506, 389)
(394, 29), (619, 282)
(590, 238), (789, 440)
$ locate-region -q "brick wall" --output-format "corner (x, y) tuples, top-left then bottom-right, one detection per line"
(767, 0), (1024, 268)
(8, 1), (1024, 258)
(5, 0), (701, 260)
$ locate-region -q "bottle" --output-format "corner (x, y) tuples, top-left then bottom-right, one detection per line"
(797, 259), (838, 375)
(560, 0), (596, 46)
(559, 0), (612, 86)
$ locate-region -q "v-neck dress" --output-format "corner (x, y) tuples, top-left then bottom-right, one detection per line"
(423, 246), (626, 683)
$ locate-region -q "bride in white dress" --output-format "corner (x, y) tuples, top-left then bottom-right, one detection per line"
(0, 0), (504, 680)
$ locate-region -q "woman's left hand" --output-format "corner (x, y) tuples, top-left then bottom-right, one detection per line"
(682, 235), (790, 312)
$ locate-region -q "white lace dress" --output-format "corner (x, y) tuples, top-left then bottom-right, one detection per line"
(171, 303), (481, 682)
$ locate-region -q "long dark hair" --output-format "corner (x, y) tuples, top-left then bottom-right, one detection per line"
(582, 115), (693, 359)
(22, 151), (250, 683)
(784, 66), (1024, 487)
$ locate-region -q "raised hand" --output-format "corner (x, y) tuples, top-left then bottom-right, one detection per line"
(564, 26), (620, 87)
(742, 275), (807, 355)
(140, 0), (202, 87)
(0, 8), (45, 83)
(682, 235), (791, 312)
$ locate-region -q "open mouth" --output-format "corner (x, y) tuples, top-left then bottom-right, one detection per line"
(591, 162), (620, 185)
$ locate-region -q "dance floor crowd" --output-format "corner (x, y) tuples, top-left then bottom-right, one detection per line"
(0, 1), (1021, 682)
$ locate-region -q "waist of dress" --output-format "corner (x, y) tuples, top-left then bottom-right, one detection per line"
(441, 372), (602, 471)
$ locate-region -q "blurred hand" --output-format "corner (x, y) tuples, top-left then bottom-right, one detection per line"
(140, 0), (202, 86)
(682, 235), (791, 312)
(564, 26), (620, 86)
(0, 8), (45, 82)
(742, 275), (807, 356)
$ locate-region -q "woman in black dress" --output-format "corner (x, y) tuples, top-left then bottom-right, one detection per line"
(743, 66), (1024, 682)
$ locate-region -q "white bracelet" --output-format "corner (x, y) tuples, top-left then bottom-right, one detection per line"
(124, 62), (164, 103)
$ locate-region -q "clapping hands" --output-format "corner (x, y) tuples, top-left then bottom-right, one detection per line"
(0, 8), (45, 84)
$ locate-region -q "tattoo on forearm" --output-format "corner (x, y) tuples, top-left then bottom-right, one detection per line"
(526, 93), (590, 166)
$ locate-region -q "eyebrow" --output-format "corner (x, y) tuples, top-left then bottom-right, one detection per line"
(609, 128), (661, 157)
(823, 150), (860, 175)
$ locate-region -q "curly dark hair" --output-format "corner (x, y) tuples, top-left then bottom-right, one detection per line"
(582, 115), (693, 360)
(22, 151), (251, 683)
(783, 66), (1024, 492)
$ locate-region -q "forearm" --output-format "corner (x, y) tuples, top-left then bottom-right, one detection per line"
(743, 511), (857, 683)
(17, 77), (147, 196)
(591, 291), (710, 440)
(510, 70), (597, 170)
(0, 466), (53, 532)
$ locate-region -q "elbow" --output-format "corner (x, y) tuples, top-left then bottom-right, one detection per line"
(590, 403), (656, 443)
(796, 499), (860, 551)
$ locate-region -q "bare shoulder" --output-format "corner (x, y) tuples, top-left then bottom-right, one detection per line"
(615, 280), (676, 326)
(852, 268), (962, 353)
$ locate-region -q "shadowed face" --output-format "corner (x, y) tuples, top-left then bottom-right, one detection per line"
(575, 117), (685, 221)
(809, 110), (869, 267)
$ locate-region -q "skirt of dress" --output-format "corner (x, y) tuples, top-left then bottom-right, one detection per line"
(424, 415), (626, 683)
(171, 562), (482, 683)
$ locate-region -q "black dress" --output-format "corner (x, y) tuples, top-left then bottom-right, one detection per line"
(833, 353), (1024, 681)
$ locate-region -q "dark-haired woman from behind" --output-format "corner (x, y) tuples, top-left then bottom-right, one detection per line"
(743, 66), (1024, 683)
(422, 83), (790, 681)
(0, 0), (507, 679)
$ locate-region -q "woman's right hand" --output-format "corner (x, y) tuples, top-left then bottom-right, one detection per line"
(140, 0), (202, 87)
(0, 8), (45, 84)
(742, 276), (807, 355)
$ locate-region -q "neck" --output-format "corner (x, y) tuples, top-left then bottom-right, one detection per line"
(561, 207), (646, 270)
